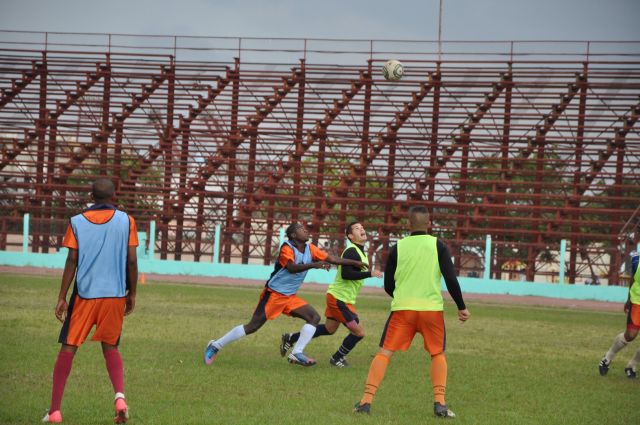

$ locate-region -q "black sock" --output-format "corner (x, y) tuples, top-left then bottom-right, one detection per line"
(289, 324), (330, 344)
(313, 324), (330, 338)
(332, 333), (363, 360)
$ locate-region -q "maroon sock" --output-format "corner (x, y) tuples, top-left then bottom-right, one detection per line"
(103, 349), (125, 394)
(50, 351), (75, 414)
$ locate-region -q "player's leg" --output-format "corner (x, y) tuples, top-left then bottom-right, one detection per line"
(204, 289), (271, 365)
(354, 311), (415, 413)
(419, 311), (454, 418)
(287, 303), (321, 365)
(102, 343), (128, 423)
(43, 345), (78, 423)
(93, 298), (128, 423)
(331, 314), (365, 367)
(282, 317), (338, 356)
(600, 304), (640, 375)
(44, 295), (91, 423)
(623, 325), (639, 378)
(354, 347), (394, 413)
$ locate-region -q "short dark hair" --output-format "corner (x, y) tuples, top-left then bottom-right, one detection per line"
(286, 223), (303, 239)
(92, 178), (115, 201)
(345, 221), (360, 237)
(408, 205), (428, 215)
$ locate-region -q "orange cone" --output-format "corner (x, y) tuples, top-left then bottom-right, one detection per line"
(140, 273), (146, 285)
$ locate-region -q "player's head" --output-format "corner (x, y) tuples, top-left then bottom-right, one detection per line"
(286, 222), (309, 242)
(92, 178), (115, 203)
(408, 205), (429, 231)
(346, 221), (367, 245)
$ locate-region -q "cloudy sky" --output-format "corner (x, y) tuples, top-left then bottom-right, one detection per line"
(1, 0), (639, 41)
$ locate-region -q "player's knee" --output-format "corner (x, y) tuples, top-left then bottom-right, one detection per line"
(308, 312), (321, 326)
(244, 321), (261, 335)
(625, 329), (639, 341)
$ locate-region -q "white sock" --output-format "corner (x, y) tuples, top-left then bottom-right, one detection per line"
(214, 325), (246, 349)
(291, 324), (316, 355)
(626, 348), (640, 370)
(605, 333), (628, 362)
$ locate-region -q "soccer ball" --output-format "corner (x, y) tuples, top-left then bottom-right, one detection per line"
(382, 59), (404, 81)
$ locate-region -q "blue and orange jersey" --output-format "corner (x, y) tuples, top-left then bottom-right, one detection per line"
(62, 204), (138, 299)
(266, 241), (328, 295)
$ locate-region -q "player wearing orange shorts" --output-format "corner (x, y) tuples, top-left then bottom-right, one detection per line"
(354, 206), (470, 418)
(599, 251), (640, 379)
(203, 223), (366, 366)
(280, 222), (382, 367)
(43, 179), (138, 424)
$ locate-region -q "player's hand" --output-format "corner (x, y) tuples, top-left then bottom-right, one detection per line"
(125, 293), (136, 316)
(624, 300), (631, 314)
(55, 298), (68, 323)
(371, 269), (383, 278)
(458, 309), (470, 323)
(314, 261), (331, 271)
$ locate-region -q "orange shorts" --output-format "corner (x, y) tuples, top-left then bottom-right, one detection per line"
(59, 295), (126, 346)
(379, 310), (445, 355)
(325, 293), (359, 326)
(254, 287), (308, 320)
(627, 303), (640, 330)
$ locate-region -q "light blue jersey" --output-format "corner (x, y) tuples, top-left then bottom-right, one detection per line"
(70, 208), (130, 299)
(266, 241), (313, 296)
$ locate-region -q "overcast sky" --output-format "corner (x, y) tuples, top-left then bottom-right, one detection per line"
(1, 0), (639, 41)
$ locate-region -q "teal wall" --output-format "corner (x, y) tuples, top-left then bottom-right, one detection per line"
(0, 247), (628, 303)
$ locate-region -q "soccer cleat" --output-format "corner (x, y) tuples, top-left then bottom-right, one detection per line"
(353, 402), (371, 414)
(434, 402), (456, 418)
(287, 352), (316, 366)
(330, 356), (350, 368)
(204, 340), (219, 365)
(42, 410), (62, 423)
(280, 333), (293, 357)
(114, 396), (129, 424)
(624, 367), (637, 379)
(598, 357), (611, 376)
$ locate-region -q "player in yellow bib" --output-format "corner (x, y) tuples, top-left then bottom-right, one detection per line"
(598, 251), (640, 379)
(354, 206), (470, 418)
(280, 222), (382, 367)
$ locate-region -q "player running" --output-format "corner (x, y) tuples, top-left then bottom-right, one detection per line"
(203, 223), (366, 366)
(280, 221), (382, 367)
(598, 251), (640, 379)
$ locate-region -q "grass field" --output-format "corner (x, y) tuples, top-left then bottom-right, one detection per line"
(0, 273), (638, 425)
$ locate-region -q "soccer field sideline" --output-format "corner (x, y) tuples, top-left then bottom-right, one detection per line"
(0, 265), (623, 313)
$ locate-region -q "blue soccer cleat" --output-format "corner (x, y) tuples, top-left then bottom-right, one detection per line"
(287, 352), (316, 366)
(204, 340), (219, 365)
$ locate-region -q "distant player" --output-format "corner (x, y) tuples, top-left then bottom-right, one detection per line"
(280, 221), (382, 367)
(598, 251), (640, 379)
(353, 206), (470, 418)
(203, 223), (366, 366)
(42, 179), (138, 423)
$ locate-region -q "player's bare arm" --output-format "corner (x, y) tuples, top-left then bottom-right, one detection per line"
(325, 253), (367, 270)
(55, 248), (78, 323)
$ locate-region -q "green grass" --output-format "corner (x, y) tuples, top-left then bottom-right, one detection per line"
(0, 274), (638, 425)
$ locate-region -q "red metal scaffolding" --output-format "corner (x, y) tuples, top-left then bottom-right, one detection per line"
(1, 31), (639, 284)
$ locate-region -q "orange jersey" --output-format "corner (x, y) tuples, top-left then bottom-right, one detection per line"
(277, 243), (328, 267)
(62, 208), (138, 249)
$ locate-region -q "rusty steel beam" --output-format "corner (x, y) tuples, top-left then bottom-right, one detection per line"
(313, 72), (438, 232)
